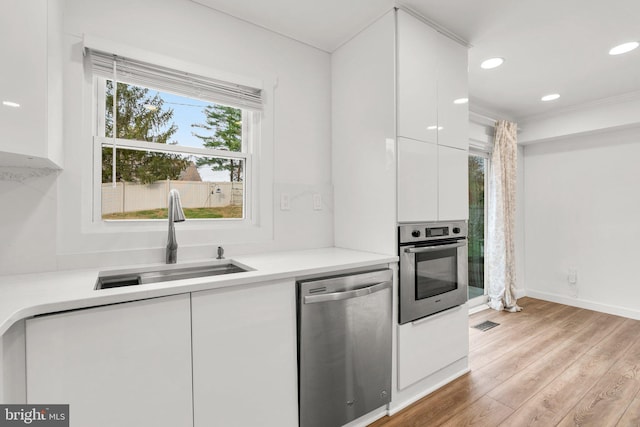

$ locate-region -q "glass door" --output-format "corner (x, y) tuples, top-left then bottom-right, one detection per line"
(468, 154), (488, 305)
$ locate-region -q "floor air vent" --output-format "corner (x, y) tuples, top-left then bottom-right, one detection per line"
(472, 320), (500, 331)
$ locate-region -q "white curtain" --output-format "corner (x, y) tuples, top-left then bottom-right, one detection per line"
(487, 120), (521, 312)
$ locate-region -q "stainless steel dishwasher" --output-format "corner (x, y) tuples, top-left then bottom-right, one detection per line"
(297, 269), (392, 427)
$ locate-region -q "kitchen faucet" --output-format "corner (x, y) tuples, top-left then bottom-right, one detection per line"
(166, 189), (186, 264)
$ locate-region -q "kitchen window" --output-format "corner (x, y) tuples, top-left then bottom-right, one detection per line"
(88, 49), (262, 222)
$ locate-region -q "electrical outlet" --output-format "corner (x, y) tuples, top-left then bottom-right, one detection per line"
(568, 268), (578, 298)
(313, 193), (322, 210)
(280, 193), (290, 210)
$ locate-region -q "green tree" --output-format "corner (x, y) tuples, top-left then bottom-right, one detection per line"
(102, 81), (189, 184)
(468, 155), (486, 289)
(191, 104), (243, 181)
(468, 156), (485, 207)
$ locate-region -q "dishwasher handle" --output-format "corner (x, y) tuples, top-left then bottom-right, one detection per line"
(303, 280), (391, 304)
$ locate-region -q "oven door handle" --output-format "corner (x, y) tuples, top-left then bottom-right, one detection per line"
(404, 241), (466, 253)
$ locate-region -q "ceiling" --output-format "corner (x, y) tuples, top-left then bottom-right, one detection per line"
(192, 0), (640, 122)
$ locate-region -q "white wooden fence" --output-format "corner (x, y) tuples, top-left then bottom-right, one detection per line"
(102, 180), (243, 215)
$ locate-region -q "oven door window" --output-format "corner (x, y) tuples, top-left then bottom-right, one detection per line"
(415, 248), (458, 300)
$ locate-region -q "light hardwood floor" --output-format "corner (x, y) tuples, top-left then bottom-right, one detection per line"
(370, 297), (640, 427)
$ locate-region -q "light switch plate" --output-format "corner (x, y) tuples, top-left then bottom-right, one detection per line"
(313, 193), (322, 210)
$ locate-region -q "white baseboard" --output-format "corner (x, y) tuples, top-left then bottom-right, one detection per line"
(525, 289), (640, 320)
(341, 406), (388, 427)
(388, 365), (470, 416)
(469, 304), (489, 315)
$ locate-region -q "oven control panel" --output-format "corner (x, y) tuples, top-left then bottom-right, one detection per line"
(398, 220), (467, 244)
(426, 226), (448, 237)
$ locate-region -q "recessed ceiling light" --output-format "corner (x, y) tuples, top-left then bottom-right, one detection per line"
(480, 57), (504, 70)
(2, 101), (20, 108)
(609, 41), (639, 55)
(541, 93), (560, 102)
(453, 98), (469, 104)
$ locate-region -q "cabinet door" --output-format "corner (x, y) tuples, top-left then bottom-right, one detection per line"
(0, 0), (62, 167)
(438, 145), (469, 220)
(398, 137), (438, 222)
(26, 294), (193, 427)
(437, 35), (469, 150)
(0, 0), (46, 159)
(191, 281), (298, 427)
(397, 305), (469, 390)
(396, 10), (439, 144)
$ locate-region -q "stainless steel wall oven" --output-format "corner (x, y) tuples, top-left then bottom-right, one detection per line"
(398, 221), (468, 324)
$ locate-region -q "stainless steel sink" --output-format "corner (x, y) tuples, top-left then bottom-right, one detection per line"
(95, 261), (252, 290)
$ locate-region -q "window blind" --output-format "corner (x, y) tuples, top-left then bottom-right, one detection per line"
(86, 48), (263, 111)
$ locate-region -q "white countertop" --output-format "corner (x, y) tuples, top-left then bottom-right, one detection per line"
(0, 247), (397, 336)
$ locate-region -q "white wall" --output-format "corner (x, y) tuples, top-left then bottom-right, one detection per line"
(518, 95), (640, 145)
(0, 170), (58, 275)
(0, 0), (333, 275)
(523, 125), (640, 318)
(515, 144), (525, 296)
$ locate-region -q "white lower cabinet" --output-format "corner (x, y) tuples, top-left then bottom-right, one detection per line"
(25, 294), (193, 427)
(397, 305), (468, 390)
(191, 280), (298, 427)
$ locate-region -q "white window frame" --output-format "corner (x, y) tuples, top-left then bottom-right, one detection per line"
(91, 75), (256, 225)
(67, 35), (275, 258)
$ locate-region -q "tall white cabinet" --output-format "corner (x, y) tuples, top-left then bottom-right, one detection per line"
(332, 7), (470, 413)
(333, 9), (469, 249)
(332, 10), (397, 256)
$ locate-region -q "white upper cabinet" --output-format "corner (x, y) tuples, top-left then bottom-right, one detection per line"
(437, 35), (469, 150)
(334, 9), (470, 230)
(396, 10), (469, 150)
(396, 10), (469, 222)
(438, 145), (469, 220)
(0, 0), (63, 169)
(397, 11), (439, 144)
(397, 137), (438, 222)
(397, 139), (469, 222)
